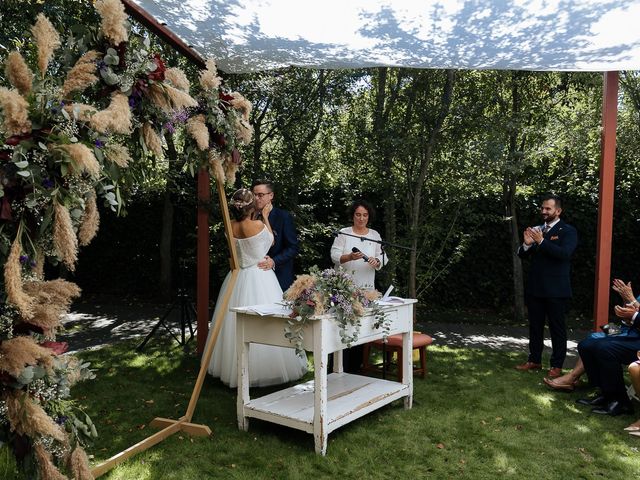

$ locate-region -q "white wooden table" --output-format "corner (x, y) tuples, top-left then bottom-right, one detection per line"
(233, 300), (416, 455)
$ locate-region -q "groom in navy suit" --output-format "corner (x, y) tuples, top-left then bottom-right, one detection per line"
(516, 194), (578, 378)
(252, 179), (299, 291)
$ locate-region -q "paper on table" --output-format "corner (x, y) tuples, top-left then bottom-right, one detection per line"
(241, 303), (292, 316)
(378, 285), (405, 305)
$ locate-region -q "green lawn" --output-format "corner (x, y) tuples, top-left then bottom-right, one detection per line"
(3, 340), (640, 479)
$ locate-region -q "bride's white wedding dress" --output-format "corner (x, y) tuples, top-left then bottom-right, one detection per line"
(205, 226), (307, 388)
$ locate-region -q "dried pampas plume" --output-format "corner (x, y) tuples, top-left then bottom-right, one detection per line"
(165, 67), (190, 92)
(186, 114), (209, 151)
(165, 84), (197, 110)
(95, 0), (129, 46)
(59, 143), (100, 179)
(146, 84), (171, 112)
(53, 202), (78, 271)
(34, 444), (68, 480)
(4, 234), (33, 318)
(208, 150), (225, 184)
(23, 279), (82, 335)
(69, 446), (94, 480)
(230, 92), (252, 121)
(235, 118), (253, 145)
(0, 87), (32, 136)
(31, 14), (61, 77)
(200, 58), (221, 90)
(5, 51), (33, 95)
(6, 390), (67, 443)
(78, 193), (99, 246)
(105, 143), (131, 167)
(61, 50), (100, 98)
(224, 157), (239, 184)
(142, 122), (164, 159)
(90, 93), (131, 134)
(0, 336), (55, 378)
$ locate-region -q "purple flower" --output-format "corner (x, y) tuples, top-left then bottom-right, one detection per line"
(56, 416), (68, 425)
(19, 254), (29, 264)
(95, 139), (105, 148)
(128, 96), (137, 108)
(30, 259), (37, 268)
(42, 178), (54, 189)
(163, 122), (176, 134)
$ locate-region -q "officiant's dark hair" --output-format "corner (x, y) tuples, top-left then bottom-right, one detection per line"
(348, 199), (375, 223)
(541, 193), (562, 210)
(229, 188), (255, 220)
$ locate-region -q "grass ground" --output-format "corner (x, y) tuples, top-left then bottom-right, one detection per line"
(3, 340), (640, 479)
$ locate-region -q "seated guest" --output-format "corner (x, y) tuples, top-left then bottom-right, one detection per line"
(574, 303), (640, 416)
(544, 278), (639, 391)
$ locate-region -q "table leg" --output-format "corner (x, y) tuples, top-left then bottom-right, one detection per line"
(402, 329), (413, 409)
(236, 317), (250, 431)
(313, 321), (328, 455)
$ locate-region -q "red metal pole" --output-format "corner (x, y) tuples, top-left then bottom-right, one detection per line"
(196, 168), (211, 354)
(593, 71), (618, 329)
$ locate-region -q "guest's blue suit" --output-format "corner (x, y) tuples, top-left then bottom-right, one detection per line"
(517, 219), (578, 367)
(267, 207), (299, 291)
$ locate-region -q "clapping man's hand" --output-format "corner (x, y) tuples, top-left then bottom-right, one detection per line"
(614, 304), (638, 326)
(612, 278), (636, 304)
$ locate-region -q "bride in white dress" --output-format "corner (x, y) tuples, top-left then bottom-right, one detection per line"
(205, 188), (307, 388)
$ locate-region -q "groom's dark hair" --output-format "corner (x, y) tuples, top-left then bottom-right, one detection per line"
(251, 178), (274, 192)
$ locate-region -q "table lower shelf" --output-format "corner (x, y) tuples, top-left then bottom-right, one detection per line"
(241, 372), (410, 434)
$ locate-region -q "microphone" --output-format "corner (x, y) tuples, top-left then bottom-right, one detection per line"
(352, 247), (369, 262)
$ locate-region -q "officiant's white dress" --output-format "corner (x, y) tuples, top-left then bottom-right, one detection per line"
(205, 226), (307, 388)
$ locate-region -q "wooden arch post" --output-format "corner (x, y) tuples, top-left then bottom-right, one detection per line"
(92, 170), (238, 477)
(593, 71), (618, 329)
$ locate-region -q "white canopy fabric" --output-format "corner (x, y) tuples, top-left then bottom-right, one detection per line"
(133, 0), (640, 73)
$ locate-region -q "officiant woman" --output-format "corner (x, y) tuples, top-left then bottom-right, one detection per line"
(330, 199), (387, 372)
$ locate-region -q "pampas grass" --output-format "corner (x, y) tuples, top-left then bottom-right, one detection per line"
(200, 58), (221, 90)
(142, 122), (164, 159)
(95, 0), (129, 46)
(59, 143), (101, 179)
(78, 193), (99, 246)
(224, 156), (239, 184)
(4, 234), (33, 318)
(165, 67), (190, 92)
(0, 86), (32, 136)
(6, 390), (67, 443)
(235, 118), (253, 145)
(208, 150), (225, 184)
(69, 446), (93, 480)
(284, 275), (315, 302)
(22, 278), (82, 337)
(230, 92), (252, 121)
(147, 83), (172, 112)
(90, 93), (131, 134)
(0, 336), (55, 378)
(31, 14), (61, 77)
(186, 114), (209, 150)
(64, 103), (97, 122)
(165, 84), (197, 110)
(104, 142), (131, 167)
(61, 50), (100, 98)
(53, 202), (78, 271)
(5, 51), (33, 95)
(34, 444), (68, 480)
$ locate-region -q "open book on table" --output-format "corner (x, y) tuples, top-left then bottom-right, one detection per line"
(377, 285), (406, 305)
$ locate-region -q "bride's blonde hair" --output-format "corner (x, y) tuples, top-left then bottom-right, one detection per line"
(229, 188), (254, 220)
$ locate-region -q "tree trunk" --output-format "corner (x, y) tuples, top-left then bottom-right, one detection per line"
(158, 135), (177, 298)
(507, 181), (526, 321)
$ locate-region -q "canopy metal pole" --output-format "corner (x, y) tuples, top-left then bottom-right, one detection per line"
(593, 71), (618, 329)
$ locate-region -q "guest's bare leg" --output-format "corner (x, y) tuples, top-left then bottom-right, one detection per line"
(543, 357), (585, 391)
(626, 359), (640, 431)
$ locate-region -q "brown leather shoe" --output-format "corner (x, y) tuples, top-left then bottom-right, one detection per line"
(547, 367), (562, 378)
(515, 361), (542, 371)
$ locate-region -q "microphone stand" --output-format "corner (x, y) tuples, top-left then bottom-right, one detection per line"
(333, 230), (413, 379)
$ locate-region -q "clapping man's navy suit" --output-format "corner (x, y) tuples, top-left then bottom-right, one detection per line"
(516, 195), (578, 377)
(252, 179), (299, 291)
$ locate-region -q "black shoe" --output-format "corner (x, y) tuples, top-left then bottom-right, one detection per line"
(591, 401), (634, 416)
(576, 395), (606, 407)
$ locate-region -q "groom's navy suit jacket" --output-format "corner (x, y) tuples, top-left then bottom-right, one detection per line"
(517, 219), (577, 298)
(268, 207), (299, 291)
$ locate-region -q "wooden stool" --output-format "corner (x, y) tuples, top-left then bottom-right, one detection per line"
(362, 332), (433, 381)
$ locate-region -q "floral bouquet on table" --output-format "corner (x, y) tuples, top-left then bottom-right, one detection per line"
(283, 266), (390, 355)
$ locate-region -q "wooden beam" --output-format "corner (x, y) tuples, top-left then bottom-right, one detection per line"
(593, 71), (618, 328)
(121, 0), (206, 69)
